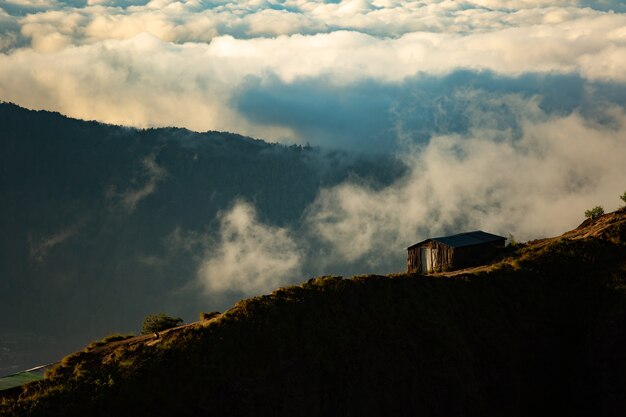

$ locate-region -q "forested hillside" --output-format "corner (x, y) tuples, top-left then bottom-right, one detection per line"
(0, 102), (403, 373)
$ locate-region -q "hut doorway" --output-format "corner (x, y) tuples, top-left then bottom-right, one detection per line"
(420, 247), (434, 273)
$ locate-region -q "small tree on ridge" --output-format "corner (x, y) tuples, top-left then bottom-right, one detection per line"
(141, 313), (183, 334)
(584, 206), (604, 220)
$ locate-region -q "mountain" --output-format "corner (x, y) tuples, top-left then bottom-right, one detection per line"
(2, 210), (625, 417)
(0, 102), (405, 373)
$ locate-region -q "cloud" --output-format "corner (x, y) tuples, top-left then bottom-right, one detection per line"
(304, 98), (626, 271)
(1, 2), (626, 141)
(0, 8), (20, 50)
(3, 1), (626, 52)
(116, 153), (168, 212)
(2, 43), (625, 150)
(0, 34), (239, 130)
(3, 0), (623, 51)
(233, 70), (626, 151)
(29, 223), (80, 261)
(190, 92), (626, 284)
(197, 201), (301, 294)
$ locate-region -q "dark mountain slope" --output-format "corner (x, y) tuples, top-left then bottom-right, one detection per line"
(2, 210), (625, 417)
(0, 102), (404, 372)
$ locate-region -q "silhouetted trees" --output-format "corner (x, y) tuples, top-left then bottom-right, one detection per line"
(141, 313), (183, 334)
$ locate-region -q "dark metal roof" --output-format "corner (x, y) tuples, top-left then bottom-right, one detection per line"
(408, 231), (506, 249)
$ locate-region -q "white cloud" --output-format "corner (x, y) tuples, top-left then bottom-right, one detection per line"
(2, 7), (626, 140)
(197, 201), (301, 294)
(0, 1), (625, 137)
(4, 1), (622, 50)
(469, 0), (576, 8)
(305, 99), (626, 267)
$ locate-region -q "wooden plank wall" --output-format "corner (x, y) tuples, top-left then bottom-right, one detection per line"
(452, 241), (505, 268)
(431, 241), (454, 271)
(407, 246), (421, 273)
(407, 242), (456, 273)
(407, 240), (504, 273)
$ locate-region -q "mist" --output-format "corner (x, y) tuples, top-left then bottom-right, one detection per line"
(194, 94), (626, 295)
(197, 201), (301, 294)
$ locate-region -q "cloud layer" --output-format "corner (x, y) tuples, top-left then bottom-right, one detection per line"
(2, 1), (626, 294)
(2, 1), (626, 143)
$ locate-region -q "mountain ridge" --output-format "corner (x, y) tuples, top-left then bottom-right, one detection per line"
(0, 101), (405, 373)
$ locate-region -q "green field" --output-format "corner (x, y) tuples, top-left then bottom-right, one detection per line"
(0, 366), (50, 391)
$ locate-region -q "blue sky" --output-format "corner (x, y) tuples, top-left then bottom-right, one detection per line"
(2, 1), (626, 288)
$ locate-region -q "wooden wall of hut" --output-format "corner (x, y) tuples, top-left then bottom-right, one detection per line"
(450, 241), (505, 269)
(407, 239), (504, 273)
(431, 241), (455, 271)
(407, 246), (420, 273)
(407, 241), (456, 273)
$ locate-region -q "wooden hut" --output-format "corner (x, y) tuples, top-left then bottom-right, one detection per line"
(407, 231), (506, 273)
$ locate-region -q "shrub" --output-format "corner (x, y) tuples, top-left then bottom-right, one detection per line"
(85, 333), (136, 350)
(584, 206), (604, 220)
(141, 313), (183, 334)
(199, 311), (221, 321)
(101, 333), (134, 343)
(620, 190), (626, 205)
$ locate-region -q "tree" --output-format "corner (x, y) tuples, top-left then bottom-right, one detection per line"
(507, 233), (519, 247)
(584, 206), (604, 220)
(141, 313), (183, 334)
(620, 190), (626, 205)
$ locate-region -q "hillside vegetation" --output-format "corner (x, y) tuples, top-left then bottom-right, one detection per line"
(2, 210), (625, 417)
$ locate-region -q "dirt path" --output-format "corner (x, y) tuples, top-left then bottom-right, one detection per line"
(86, 321), (205, 355)
(430, 264), (494, 278)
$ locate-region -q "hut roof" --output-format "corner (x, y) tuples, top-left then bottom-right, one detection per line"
(408, 231), (506, 249)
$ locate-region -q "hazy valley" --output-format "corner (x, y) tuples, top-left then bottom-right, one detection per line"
(0, 102), (404, 372)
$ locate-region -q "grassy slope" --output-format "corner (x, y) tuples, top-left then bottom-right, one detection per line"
(2, 213), (626, 417)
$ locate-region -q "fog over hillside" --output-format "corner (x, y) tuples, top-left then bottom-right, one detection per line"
(2, 1), (626, 373)
(0, 103), (405, 372)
